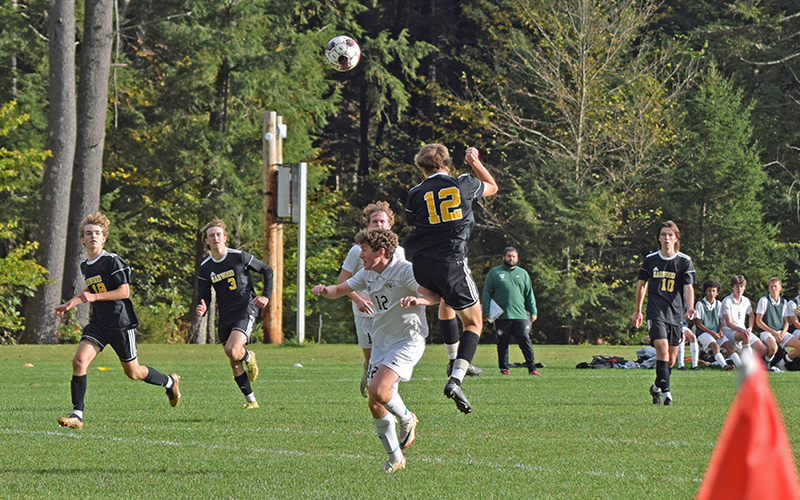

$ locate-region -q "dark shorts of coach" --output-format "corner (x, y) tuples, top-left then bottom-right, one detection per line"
(648, 320), (683, 347)
(411, 255), (479, 311)
(81, 322), (138, 363)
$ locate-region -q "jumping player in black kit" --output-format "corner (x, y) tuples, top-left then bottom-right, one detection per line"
(404, 144), (498, 414)
(196, 218), (273, 409)
(632, 221), (696, 406)
(55, 212), (181, 430)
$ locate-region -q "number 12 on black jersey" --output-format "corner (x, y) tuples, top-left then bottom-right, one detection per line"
(423, 188), (462, 224)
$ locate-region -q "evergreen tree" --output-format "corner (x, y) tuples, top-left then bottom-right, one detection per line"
(664, 66), (782, 291)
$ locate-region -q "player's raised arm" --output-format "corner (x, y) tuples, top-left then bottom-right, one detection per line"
(465, 147), (498, 197)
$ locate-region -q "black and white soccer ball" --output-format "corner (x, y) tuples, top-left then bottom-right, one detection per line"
(324, 36), (361, 72)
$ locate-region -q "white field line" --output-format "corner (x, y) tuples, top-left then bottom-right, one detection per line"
(2, 427), (702, 483)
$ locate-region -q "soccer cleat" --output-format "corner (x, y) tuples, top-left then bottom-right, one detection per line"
(649, 385), (662, 406)
(529, 369), (542, 376)
(244, 351), (259, 382)
(467, 364), (483, 376)
(398, 412), (418, 450)
(723, 364), (735, 371)
(663, 397), (673, 406)
(57, 414), (83, 430)
(447, 360), (483, 377)
(770, 366), (784, 373)
(691, 366), (701, 371)
(500, 369), (510, 375)
(380, 456), (406, 473)
(242, 401), (260, 410)
(444, 380), (473, 414)
(360, 365), (369, 398)
(677, 366), (687, 371)
(167, 373), (181, 407)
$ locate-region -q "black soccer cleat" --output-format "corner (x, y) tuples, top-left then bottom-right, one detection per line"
(444, 379), (473, 414)
(649, 384), (662, 406)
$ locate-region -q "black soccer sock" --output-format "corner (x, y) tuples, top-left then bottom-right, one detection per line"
(71, 374), (87, 412)
(144, 366), (170, 387)
(439, 318), (460, 346)
(234, 372), (253, 396)
(456, 330), (481, 364)
(655, 360), (670, 393)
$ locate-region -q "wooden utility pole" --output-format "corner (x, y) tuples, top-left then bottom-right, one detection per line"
(262, 111), (283, 343)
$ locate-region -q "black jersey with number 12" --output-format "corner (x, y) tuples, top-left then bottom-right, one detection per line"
(404, 172), (484, 262)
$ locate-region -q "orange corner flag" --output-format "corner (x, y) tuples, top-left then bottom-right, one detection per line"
(696, 360), (800, 500)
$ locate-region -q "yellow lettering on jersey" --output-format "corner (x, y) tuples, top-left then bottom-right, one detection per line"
(211, 269), (235, 283)
(652, 271), (676, 279)
(85, 275), (103, 286)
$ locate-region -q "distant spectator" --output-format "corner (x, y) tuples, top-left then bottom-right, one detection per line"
(720, 275), (767, 360)
(481, 247), (540, 376)
(693, 278), (739, 370)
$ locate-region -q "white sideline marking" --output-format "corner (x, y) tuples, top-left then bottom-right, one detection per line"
(2, 427), (702, 483)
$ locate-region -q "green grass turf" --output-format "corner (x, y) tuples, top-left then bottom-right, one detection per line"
(2, 343), (798, 499)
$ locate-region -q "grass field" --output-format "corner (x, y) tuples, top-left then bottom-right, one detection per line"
(2, 343), (798, 499)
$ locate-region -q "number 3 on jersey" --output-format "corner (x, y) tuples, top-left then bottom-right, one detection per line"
(423, 187), (462, 224)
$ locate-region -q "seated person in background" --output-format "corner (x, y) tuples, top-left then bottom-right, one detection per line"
(720, 275), (767, 359)
(694, 278), (739, 370)
(676, 319), (699, 370)
(755, 277), (800, 370)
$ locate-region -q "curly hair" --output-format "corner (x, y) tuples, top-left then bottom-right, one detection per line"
(354, 228), (398, 260)
(362, 201), (395, 227)
(79, 212), (110, 238)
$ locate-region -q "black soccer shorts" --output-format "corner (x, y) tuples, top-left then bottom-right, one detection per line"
(411, 255), (479, 310)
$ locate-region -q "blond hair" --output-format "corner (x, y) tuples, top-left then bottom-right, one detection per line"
(80, 212), (110, 238)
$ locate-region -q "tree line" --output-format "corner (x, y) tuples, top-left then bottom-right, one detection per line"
(1, 0), (799, 345)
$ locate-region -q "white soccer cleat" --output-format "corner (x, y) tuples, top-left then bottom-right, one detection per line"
(398, 412), (418, 449)
(380, 455), (406, 473)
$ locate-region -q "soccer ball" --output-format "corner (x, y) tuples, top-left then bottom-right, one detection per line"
(325, 36), (361, 72)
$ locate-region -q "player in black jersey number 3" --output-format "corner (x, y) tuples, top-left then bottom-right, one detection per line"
(404, 144), (498, 414)
(196, 219), (274, 409)
(55, 213), (181, 430)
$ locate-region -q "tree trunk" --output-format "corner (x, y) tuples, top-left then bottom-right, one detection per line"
(20, 0), (77, 344)
(189, 228), (207, 344)
(63, 0), (114, 326)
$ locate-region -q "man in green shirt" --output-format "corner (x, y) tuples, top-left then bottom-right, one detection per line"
(482, 247), (540, 375)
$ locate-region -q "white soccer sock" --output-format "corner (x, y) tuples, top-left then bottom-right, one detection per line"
(714, 352), (727, 368)
(384, 387), (410, 422)
(690, 342), (699, 368)
(677, 341), (685, 368)
(245, 393), (256, 403)
(373, 413), (403, 461)
(445, 342), (459, 360)
(730, 352), (742, 367)
(663, 391), (672, 402)
(72, 410), (84, 419)
(450, 359), (469, 382)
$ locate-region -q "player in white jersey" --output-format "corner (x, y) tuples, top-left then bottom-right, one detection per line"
(720, 275), (767, 359)
(338, 202), (406, 397)
(755, 277), (800, 369)
(314, 228), (439, 473)
(694, 278), (740, 370)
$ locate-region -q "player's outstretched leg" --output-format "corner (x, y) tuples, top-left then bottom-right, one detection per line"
(444, 375), (473, 414)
